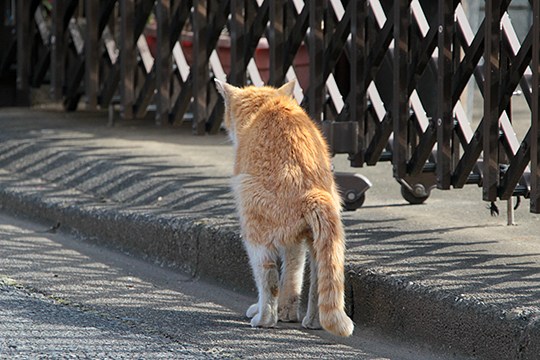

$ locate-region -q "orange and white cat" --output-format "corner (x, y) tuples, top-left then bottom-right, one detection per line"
(215, 79), (354, 337)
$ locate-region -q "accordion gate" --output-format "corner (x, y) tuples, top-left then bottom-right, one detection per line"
(1, 0), (539, 213)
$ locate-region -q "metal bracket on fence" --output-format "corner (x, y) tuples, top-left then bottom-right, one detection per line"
(321, 120), (359, 156)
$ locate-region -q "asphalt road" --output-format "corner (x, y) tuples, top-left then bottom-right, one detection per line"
(0, 211), (451, 360)
(0, 283), (205, 359)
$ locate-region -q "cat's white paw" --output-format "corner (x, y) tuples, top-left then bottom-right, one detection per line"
(250, 312), (277, 328)
(246, 303), (259, 318)
(302, 313), (321, 330)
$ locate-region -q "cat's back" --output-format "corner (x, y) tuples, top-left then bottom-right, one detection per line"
(245, 94), (327, 157)
(236, 94), (332, 189)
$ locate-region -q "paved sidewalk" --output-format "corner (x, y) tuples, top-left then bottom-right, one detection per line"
(0, 108), (539, 359)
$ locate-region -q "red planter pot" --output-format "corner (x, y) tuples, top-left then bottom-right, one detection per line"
(145, 30), (309, 89)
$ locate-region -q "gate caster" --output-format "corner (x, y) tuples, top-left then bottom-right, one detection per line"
(400, 184), (430, 204)
(401, 183), (431, 205)
(335, 172), (372, 211)
(397, 174), (436, 205)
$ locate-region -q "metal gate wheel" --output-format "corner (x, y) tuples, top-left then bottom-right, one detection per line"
(335, 172), (372, 211)
(400, 184), (430, 204)
(344, 192), (366, 211)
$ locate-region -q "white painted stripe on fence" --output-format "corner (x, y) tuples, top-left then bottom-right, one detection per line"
(210, 50), (227, 82)
(172, 42), (189, 82)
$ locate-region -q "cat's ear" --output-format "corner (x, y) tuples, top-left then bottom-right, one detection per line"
(278, 80), (296, 97)
(214, 79), (237, 101)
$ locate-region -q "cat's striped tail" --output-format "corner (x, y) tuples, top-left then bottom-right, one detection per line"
(304, 189), (354, 337)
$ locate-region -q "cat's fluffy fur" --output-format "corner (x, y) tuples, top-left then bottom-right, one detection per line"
(216, 79), (354, 337)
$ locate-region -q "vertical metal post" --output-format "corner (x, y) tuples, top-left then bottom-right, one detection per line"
(269, 0), (284, 86)
(393, 0), (410, 179)
(437, 0), (453, 189)
(507, 198), (515, 225)
(120, 0), (135, 119)
(192, 0), (208, 134)
(85, 0), (99, 109)
(156, 0), (172, 125)
(15, 0), (31, 105)
(349, 0), (367, 167)
(230, 0), (246, 86)
(532, 0), (540, 213)
(308, 0), (324, 122)
(483, 0), (501, 202)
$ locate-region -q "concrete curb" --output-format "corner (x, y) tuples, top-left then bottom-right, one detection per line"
(0, 177), (249, 293)
(347, 269), (540, 359)
(1, 173), (539, 359)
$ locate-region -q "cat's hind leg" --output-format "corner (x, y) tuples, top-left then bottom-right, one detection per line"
(278, 242), (306, 322)
(244, 241), (279, 328)
(302, 244), (321, 330)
